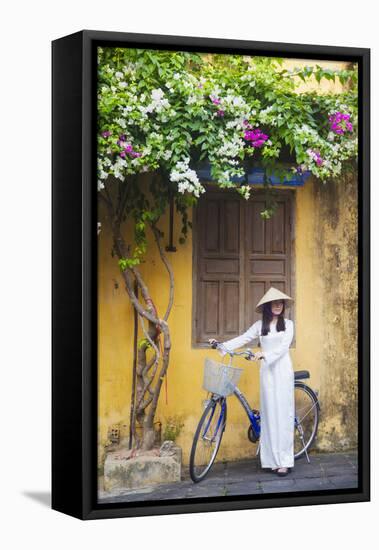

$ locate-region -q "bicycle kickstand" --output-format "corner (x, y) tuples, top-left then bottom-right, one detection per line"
(300, 434), (311, 463)
(297, 423), (311, 463)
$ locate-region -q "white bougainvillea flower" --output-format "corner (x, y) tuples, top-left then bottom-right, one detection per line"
(170, 159), (205, 198)
(239, 185), (251, 200)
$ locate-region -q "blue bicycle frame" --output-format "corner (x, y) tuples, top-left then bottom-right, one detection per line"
(233, 386), (261, 439)
(202, 398), (227, 439)
(207, 388), (260, 441)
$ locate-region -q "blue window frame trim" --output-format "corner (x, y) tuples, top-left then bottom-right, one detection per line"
(196, 163), (311, 187)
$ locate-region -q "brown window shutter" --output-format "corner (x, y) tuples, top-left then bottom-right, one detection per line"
(245, 193), (293, 328)
(195, 192), (243, 343)
(194, 189), (294, 345)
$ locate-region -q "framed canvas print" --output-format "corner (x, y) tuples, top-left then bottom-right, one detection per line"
(52, 30), (370, 520)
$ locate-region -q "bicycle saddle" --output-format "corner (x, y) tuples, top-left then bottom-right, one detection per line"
(294, 370), (310, 380)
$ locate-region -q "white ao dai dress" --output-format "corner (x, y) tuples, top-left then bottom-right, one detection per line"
(221, 318), (295, 469)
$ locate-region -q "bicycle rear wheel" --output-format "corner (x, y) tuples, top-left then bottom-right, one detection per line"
(189, 397), (226, 483)
(294, 382), (320, 459)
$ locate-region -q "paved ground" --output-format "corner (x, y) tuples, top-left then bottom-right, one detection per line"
(98, 451), (358, 503)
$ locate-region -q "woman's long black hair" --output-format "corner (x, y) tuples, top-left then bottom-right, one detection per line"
(261, 300), (286, 336)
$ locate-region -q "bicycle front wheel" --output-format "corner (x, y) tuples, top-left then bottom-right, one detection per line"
(294, 382), (320, 459)
(189, 397), (227, 483)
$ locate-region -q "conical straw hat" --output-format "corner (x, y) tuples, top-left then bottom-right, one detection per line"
(255, 287), (293, 313)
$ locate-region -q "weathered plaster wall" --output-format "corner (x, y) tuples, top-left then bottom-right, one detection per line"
(312, 173), (358, 450)
(98, 172), (358, 467)
(97, 58), (357, 467)
(293, 173), (358, 452)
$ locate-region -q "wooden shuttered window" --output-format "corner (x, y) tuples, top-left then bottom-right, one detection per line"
(193, 188), (294, 345)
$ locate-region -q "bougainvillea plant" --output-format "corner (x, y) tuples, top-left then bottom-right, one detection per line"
(97, 48), (358, 450)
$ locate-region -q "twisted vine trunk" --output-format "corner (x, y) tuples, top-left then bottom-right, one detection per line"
(135, 318), (157, 433)
(99, 173), (175, 451)
(141, 319), (171, 450)
(112, 222), (173, 451)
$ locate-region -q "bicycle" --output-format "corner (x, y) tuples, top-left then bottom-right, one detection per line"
(189, 341), (321, 483)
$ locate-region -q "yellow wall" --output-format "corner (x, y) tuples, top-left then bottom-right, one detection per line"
(98, 172), (358, 466)
(282, 58), (352, 94)
(98, 59), (357, 466)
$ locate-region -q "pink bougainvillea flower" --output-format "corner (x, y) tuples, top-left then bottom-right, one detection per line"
(210, 95), (221, 105)
(307, 148), (323, 166)
(101, 130), (112, 138)
(119, 143), (141, 158)
(296, 164), (307, 175)
(329, 112), (353, 135)
(244, 128), (269, 148)
(252, 139), (265, 147)
(216, 109), (225, 117)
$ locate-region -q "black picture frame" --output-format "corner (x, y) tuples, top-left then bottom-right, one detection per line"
(52, 30), (370, 520)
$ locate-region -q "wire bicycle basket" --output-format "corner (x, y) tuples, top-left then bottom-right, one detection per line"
(203, 357), (243, 397)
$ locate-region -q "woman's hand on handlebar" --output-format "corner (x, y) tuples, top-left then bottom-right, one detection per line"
(208, 338), (219, 349)
(208, 340), (258, 362)
(208, 339), (227, 357)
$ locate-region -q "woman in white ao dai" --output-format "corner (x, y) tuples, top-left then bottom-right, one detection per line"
(218, 288), (295, 475)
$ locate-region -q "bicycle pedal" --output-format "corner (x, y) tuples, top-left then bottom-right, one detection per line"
(248, 425), (259, 443)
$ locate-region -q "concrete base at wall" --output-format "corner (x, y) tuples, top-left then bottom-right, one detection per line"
(104, 440), (182, 492)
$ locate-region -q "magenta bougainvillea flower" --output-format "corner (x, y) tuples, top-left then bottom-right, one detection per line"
(216, 109), (225, 117)
(119, 147), (142, 158)
(296, 164), (307, 175)
(329, 112), (353, 135)
(209, 95), (221, 105)
(117, 136), (141, 158)
(101, 130), (112, 138)
(117, 135), (127, 146)
(244, 128), (269, 148)
(307, 148), (323, 166)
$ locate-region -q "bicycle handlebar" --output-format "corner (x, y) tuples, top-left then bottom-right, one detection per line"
(208, 340), (256, 361)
